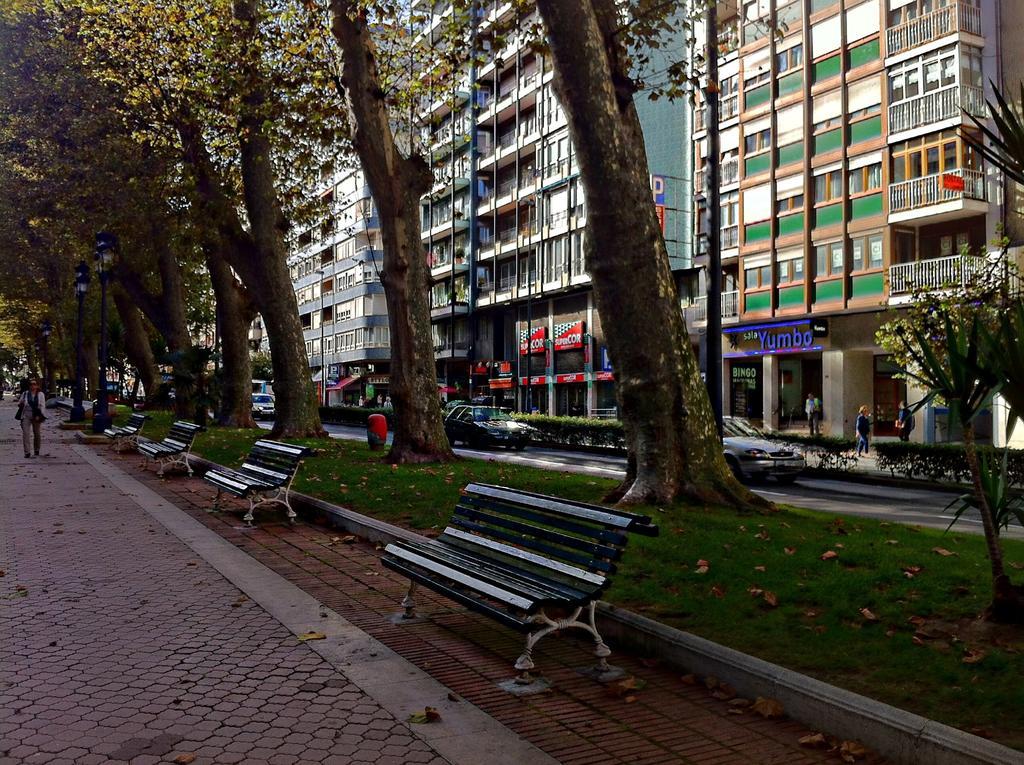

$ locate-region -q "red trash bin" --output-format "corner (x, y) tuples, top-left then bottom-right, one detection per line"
(367, 413), (388, 451)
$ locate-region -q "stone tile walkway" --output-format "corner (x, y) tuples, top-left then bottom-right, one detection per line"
(0, 410), (454, 765)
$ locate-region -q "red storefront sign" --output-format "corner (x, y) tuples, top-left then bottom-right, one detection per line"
(488, 378), (514, 389)
(471, 361), (489, 376)
(518, 376), (548, 385)
(496, 360), (513, 377)
(519, 326), (547, 355)
(555, 373), (586, 384)
(595, 371), (614, 381)
(941, 173), (965, 192)
(553, 321), (585, 351)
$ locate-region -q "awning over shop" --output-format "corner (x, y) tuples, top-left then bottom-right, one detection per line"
(326, 375), (361, 392)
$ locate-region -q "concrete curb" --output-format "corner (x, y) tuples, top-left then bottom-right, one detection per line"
(179, 453), (1022, 765)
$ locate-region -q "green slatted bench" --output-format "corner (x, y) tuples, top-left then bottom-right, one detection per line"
(137, 420), (204, 477)
(103, 413), (149, 452)
(203, 440), (311, 526)
(382, 483), (659, 684)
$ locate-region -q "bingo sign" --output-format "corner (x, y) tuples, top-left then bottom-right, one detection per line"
(553, 321), (585, 352)
(651, 174), (667, 233)
(519, 326), (547, 356)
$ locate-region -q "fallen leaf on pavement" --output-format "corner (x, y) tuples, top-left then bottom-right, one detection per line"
(408, 707), (441, 724)
(711, 683), (736, 701)
(703, 675), (719, 690)
(680, 674), (698, 685)
(932, 547), (957, 557)
(840, 740), (868, 762)
(751, 697), (784, 719)
(798, 732), (828, 748)
(172, 755), (197, 764)
(820, 550), (838, 561)
(297, 631), (327, 642)
(728, 698), (751, 708)
(605, 676), (646, 699)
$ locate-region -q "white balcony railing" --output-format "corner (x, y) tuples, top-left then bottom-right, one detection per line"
(889, 254), (987, 296)
(889, 168), (985, 214)
(889, 83), (986, 134)
(886, 1), (982, 57)
(684, 290), (740, 324)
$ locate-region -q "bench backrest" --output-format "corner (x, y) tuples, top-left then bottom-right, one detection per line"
(239, 440), (310, 484)
(125, 413), (148, 432)
(164, 421), (204, 449)
(441, 483), (659, 585)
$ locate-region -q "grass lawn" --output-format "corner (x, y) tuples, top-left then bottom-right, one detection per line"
(131, 411), (1024, 749)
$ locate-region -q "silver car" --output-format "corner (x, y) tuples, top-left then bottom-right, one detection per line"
(251, 393), (276, 420)
(722, 416), (805, 484)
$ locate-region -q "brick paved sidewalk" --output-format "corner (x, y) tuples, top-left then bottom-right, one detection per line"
(0, 410), (538, 765)
(92, 428), (887, 764)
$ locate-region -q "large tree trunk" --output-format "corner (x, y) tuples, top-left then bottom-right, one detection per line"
(329, 1), (453, 463)
(963, 424), (1024, 622)
(206, 247), (257, 428)
(112, 288), (159, 401)
(534, 0), (761, 507)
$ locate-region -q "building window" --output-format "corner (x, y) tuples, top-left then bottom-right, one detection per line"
(814, 169), (843, 203)
(744, 126), (771, 154)
(848, 162), (882, 195)
(815, 241), (845, 277)
(777, 44), (803, 74)
(890, 129), (980, 182)
(851, 233), (884, 272)
(776, 254), (805, 284)
(744, 263), (772, 289)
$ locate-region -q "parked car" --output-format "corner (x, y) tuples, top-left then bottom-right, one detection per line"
(251, 393), (276, 420)
(444, 405), (535, 450)
(722, 416), (805, 484)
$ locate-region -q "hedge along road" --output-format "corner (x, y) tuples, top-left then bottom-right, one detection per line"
(258, 421), (1023, 538)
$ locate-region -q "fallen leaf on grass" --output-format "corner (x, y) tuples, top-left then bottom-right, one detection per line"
(1010, 562), (1024, 570)
(820, 550), (838, 561)
(754, 530), (770, 541)
(908, 615), (927, 627)
(763, 591), (779, 608)
(710, 585), (726, 599)
(932, 547), (957, 557)
(902, 565), (923, 578)
(912, 636), (926, 646)
(297, 631), (327, 642)
(695, 559), (710, 575)
(859, 608), (879, 622)
(753, 565), (766, 572)
(172, 755), (196, 764)
(407, 707), (441, 724)
(751, 696), (784, 718)
(747, 587), (764, 598)
(885, 539), (900, 545)
(840, 740), (868, 762)
(798, 732), (828, 749)
(784, 547), (796, 555)
(962, 649), (986, 665)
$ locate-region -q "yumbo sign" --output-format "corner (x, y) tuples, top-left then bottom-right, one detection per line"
(725, 320), (826, 357)
(553, 321), (585, 351)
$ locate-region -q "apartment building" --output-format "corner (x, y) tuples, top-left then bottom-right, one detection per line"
(417, 0), (690, 416)
(285, 169), (392, 405)
(691, 0), (1022, 440)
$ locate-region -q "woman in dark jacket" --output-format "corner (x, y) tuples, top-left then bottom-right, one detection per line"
(17, 378), (46, 458)
(855, 405), (871, 457)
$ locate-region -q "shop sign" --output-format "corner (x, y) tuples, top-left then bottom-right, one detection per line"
(595, 371), (614, 382)
(489, 377), (514, 389)
(811, 319), (829, 338)
(471, 361), (489, 376)
(519, 375), (548, 385)
(366, 375), (390, 385)
(555, 373), (586, 384)
(651, 175), (667, 234)
(519, 326), (547, 355)
(600, 347), (613, 372)
(495, 360), (513, 378)
(725, 320), (825, 357)
(732, 366), (758, 381)
(941, 173), (965, 192)
(553, 321), (585, 351)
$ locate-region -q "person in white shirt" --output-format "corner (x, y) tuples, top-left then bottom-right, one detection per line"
(17, 378), (46, 458)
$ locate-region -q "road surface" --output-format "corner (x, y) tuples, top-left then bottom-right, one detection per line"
(258, 421), (1022, 538)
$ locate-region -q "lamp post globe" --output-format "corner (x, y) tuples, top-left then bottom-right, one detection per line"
(70, 261), (90, 422)
(91, 232), (117, 433)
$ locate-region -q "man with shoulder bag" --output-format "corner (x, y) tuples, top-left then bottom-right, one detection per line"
(16, 378), (46, 458)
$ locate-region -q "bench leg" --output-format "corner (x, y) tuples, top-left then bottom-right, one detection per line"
(586, 601), (613, 674)
(243, 497), (256, 527)
(209, 489), (223, 513)
(513, 603), (613, 684)
(400, 582), (418, 620)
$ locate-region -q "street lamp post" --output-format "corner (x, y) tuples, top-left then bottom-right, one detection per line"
(92, 232), (117, 434)
(316, 267), (327, 408)
(70, 261), (90, 422)
(40, 320), (52, 397)
(705, 2), (724, 438)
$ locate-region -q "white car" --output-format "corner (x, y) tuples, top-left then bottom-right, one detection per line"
(251, 393), (276, 420)
(722, 416), (806, 484)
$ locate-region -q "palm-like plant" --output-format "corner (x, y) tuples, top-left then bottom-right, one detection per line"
(896, 310), (1023, 622)
(964, 81), (1024, 186)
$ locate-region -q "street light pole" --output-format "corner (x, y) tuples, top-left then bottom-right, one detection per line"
(705, 2), (724, 437)
(70, 261), (90, 422)
(40, 320), (52, 397)
(317, 267), (327, 408)
(92, 232), (117, 434)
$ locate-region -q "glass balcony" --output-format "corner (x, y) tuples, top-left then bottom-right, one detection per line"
(886, 1), (982, 58)
(889, 83), (985, 134)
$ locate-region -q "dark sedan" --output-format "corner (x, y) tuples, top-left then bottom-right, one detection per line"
(444, 405), (534, 450)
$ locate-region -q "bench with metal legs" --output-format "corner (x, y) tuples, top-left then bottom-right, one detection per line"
(137, 421), (203, 476)
(103, 413), (149, 452)
(202, 440), (311, 525)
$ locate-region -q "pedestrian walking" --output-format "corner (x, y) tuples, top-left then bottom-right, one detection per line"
(895, 400), (915, 442)
(383, 396), (393, 410)
(16, 378), (46, 458)
(855, 405), (871, 457)
(805, 392), (822, 436)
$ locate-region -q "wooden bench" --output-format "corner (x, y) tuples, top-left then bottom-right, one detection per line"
(382, 483), (658, 683)
(203, 440), (311, 525)
(103, 413), (149, 452)
(137, 421), (204, 476)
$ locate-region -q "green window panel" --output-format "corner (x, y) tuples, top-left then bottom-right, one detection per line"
(778, 285), (805, 309)
(745, 84), (771, 110)
(745, 291), (772, 312)
(745, 221), (772, 243)
(851, 272), (884, 299)
(814, 128), (842, 155)
(814, 279), (844, 303)
(811, 0), (837, 11)
(813, 55), (841, 83)
(848, 39), (881, 69)
(815, 203), (843, 227)
(777, 212), (805, 237)
(745, 152), (771, 176)
(849, 115), (882, 145)
(850, 193), (883, 219)
(777, 141), (803, 167)
(778, 72), (802, 97)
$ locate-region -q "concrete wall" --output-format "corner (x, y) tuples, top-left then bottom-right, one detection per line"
(822, 350), (874, 438)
